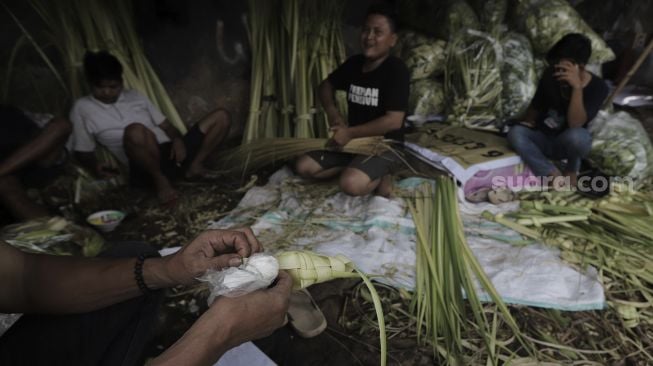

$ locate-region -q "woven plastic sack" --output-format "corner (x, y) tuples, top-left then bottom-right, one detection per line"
(588, 111), (653, 181)
(512, 0), (615, 64)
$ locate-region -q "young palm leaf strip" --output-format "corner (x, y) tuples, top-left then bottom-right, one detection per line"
(408, 177), (531, 364)
(276, 250), (387, 366)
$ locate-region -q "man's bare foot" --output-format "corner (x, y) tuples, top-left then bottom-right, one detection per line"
(154, 177), (179, 205)
(185, 163), (212, 180)
(375, 174), (394, 198)
(563, 171), (578, 188)
(545, 169), (572, 191)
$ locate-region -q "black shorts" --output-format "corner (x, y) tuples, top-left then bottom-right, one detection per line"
(306, 150), (401, 181)
(130, 124), (205, 188)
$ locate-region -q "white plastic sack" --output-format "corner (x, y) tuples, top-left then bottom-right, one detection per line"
(201, 253), (279, 304)
(588, 111), (653, 181)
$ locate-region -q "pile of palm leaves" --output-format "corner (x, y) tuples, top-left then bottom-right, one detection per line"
(485, 184), (653, 329)
(215, 136), (401, 177)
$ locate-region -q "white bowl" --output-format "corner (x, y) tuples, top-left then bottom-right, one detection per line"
(87, 210), (126, 232)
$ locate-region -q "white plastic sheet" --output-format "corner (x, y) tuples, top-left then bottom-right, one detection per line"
(206, 167), (604, 311)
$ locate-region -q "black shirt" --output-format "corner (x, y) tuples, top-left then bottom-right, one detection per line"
(531, 67), (609, 136)
(328, 54), (410, 141)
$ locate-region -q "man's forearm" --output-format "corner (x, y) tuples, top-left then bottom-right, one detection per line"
(14, 254), (175, 314)
(150, 322), (230, 366)
(0, 117), (70, 176)
(348, 112), (404, 139)
(567, 88), (587, 128)
(318, 80), (342, 127)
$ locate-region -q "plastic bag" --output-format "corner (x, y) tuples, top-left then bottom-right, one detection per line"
(445, 29), (504, 132)
(500, 32), (537, 120)
(588, 111), (653, 181)
(469, 0), (508, 32)
(395, 31), (447, 81)
(511, 0), (615, 64)
(444, 0), (480, 39)
(396, 0), (479, 40)
(409, 78), (445, 119)
(201, 253), (279, 304)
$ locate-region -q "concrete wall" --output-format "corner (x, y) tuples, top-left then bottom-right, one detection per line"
(1, 0), (652, 136)
(134, 0), (250, 137)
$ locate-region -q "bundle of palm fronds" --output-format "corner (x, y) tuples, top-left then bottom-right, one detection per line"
(215, 136), (401, 176)
(244, 0), (347, 142)
(408, 178), (531, 364)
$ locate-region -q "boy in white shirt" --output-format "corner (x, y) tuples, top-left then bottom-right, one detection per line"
(70, 51), (231, 204)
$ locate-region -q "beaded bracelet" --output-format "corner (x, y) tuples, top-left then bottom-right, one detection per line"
(134, 253), (155, 295)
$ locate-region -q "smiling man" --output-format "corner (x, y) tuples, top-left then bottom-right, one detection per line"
(294, 3), (409, 197)
(70, 51), (231, 205)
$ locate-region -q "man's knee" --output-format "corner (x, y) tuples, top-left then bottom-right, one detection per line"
(560, 128), (592, 155)
(339, 169), (371, 196)
(48, 117), (72, 137)
(201, 109), (231, 133)
(507, 125), (530, 149)
(214, 109), (231, 130)
(123, 123), (149, 145)
(295, 155), (320, 178)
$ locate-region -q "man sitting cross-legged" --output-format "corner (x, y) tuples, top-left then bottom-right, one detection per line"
(71, 51), (231, 204)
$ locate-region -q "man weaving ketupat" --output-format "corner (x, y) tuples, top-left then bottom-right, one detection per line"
(71, 51), (232, 206)
(295, 3), (409, 197)
(507, 33), (609, 189)
(0, 228), (291, 365)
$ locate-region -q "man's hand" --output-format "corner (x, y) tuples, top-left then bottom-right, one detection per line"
(328, 125), (353, 148)
(207, 271), (292, 348)
(170, 137), (187, 164)
(150, 271), (292, 366)
(554, 60), (583, 89)
(163, 228), (262, 285)
(328, 113), (346, 129)
(518, 120), (536, 128)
